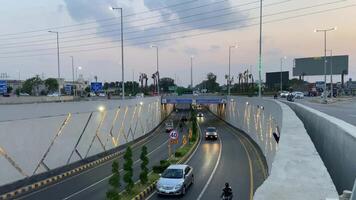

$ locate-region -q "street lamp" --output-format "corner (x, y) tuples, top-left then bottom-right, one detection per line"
(228, 44), (238, 96)
(314, 27), (336, 103)
(48, 30), (61, 97)
(150, 45), (159, 95)
(258, 0), (263, 98)
(190, 56), (194, 89)
(111, 6), (125, 99)
(326, 49), (334, 98)
(280, 56), (287, 92)
(70, 56), (75, 96)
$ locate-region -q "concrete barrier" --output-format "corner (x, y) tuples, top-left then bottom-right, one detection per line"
(285, 101), (356, 194)
(210, 97), (338, 199)
(0, 96), (74, 104)
(0, 97), (172, 186)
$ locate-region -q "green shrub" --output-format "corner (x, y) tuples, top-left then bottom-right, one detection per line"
(106, 160), (120, 200)
(139, 146), (149, 184)
(123, 146), (134, 193)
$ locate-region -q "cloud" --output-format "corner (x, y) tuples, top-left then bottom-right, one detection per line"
(62, 0), (248, 47)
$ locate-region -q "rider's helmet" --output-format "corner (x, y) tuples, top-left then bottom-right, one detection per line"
(225, 182), (229, 187)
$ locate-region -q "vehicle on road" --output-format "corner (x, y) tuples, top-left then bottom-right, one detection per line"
(98, 92), (106, 97)
(156, 164), (194, 196)
(221, 182), (233, 200)
(205, 127), (218, 140)
(292, 91), (304, 99)
(19, 92), (30, 96)
(2, 93), (10, 97)
(197, 112), (204, 118)
(280, 91), (290, 98)
(287, 93), (295, 102)
(165, 120), (174, 133)
(136, 93), (144, 98)
(47, 93), (59, 97)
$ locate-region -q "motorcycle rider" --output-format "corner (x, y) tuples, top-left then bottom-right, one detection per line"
(221, 182), (233, 199)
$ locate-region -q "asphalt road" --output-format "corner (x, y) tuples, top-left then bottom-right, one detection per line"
(147, 111), (267, 200)
(297, 98), (356, 126)
(16, 111), (189, 200)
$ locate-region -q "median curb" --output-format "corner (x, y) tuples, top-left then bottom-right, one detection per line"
(131, 121), (201, 200)
(0, 112), (173, 200)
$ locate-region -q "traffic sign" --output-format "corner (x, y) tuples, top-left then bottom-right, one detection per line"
(169, 130), (179, 140)
(90, 82), (103, 92)
(182, 135), (187, 145)
(170, 139), (178, 144)
(0, 80), (7, 94)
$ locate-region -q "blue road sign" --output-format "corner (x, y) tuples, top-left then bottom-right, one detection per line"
(64, 85), (72, 95)
(0, 80), (7, 94)
(90, 82), (102, 92)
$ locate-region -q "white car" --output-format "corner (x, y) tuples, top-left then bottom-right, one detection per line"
(136, 93), (144, 98)
(47, 93), (59, 97)
(292, 91), (304, 99)
(205, 127), (218, 140)
(156, 165), (194, 196)
(280, 91), (290, 98)
(98, 93), (106, 97)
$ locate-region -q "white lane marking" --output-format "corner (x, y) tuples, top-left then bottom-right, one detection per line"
(16, 125), (168, 200)
(62, 139), (169, 200)
(146, 122), (203, 200)
(196, 134), (222, 200)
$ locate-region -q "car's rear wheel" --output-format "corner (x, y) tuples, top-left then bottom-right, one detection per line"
(181, 186), (186, 196)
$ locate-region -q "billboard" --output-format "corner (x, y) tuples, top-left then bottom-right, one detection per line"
(0, 80), (7, 94)
(90, 82), (103, 92)
(266, 71), (289, 89)
(293, 55), (348, 76)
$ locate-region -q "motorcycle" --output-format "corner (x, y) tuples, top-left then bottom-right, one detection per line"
(221, 195), (233, 200)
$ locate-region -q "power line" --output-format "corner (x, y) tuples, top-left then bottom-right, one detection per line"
(0, 0), (285, 49)
(0, 3), (353, 59)
(0, 0), (199, 38)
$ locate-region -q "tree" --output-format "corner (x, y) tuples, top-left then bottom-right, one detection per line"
(205, 72), (220, 92)
(45, 78), (58, 93)
(103, 82), (109, 90)
(139, 146), (149, 184)
(123, 146), (134, 193)
(106, 160), (121, 200)
(7, 86), (13, 94)
(22, 76), (43, 95)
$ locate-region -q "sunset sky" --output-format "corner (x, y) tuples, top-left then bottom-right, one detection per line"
(0, 0), (355, 86)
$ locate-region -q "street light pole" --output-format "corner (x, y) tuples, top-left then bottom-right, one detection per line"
(315, 27), (336, 103)
(258, 0), (263, 98)
(150, 45), (159, 95)
(228, 45), (237, 96)
(190, 56), (193, 88)
(48, 31), (61, 97)
(111, 7), (125, 99)
(70, 56), (75, 96)
(280, 56), (286, 92)
(327, 49), (333, 98)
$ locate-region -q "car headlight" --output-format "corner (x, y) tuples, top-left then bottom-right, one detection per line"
(174, 183), (183, 190)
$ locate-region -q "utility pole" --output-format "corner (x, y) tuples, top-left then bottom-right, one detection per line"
(258, 0), (263, 98)
(327, 50), (334, 98)
(111, 7), (125, 99)
(48, 31), (61, 97)
(150, 45), (159, 95)
(70, 56), (75, 96)
(280, 56), (286, 92)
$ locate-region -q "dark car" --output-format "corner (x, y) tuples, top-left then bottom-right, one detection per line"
(2, 93), (10, 97)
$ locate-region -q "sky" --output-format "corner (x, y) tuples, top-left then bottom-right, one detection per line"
(0, 0), (355, 87)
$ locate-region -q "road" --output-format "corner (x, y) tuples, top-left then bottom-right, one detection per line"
(147, 111), (267, 200)
(297, 98), (356, 126)
(16, 111), (188, 200)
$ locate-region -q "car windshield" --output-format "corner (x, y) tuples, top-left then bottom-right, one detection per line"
(162, 169), (183, 179)
(207, 127), (216, 132)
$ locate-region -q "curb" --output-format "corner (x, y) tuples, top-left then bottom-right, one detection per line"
(0, 111), (173, 200)
(131, 121), (201, 200)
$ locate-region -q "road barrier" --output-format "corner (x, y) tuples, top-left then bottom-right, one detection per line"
(210, 96), (338, 200)
(285, 101), (356, 195)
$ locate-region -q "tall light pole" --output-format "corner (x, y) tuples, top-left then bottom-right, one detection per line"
(315, 27), (336, 103)
(228, 44), (238, 96)
(150, 45), (159, 95)
(280, 56), (287, 92)
(190, 56), (194, 89)
(48, 30), (61, 96)
(258, 0), (263, 98)
(111, 7), (125, 99)
(70, 56), (75, 96)
(327, 49), (334, 98)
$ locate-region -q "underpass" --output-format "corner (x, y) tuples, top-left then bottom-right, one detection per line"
(147, 110), (267, 200)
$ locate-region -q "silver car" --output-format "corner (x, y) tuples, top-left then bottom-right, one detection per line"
(156, 164), (194, 196)
(205, 127), (218, 140)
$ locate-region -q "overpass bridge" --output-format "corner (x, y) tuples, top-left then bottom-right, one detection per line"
(161, 95), (227, 105)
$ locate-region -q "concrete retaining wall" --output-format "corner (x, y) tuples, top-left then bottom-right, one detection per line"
(0, 96), (74, 104)
(210, 97), (338, 199)
(0, 97), (172, 186)
(286, 102), (356, 194)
